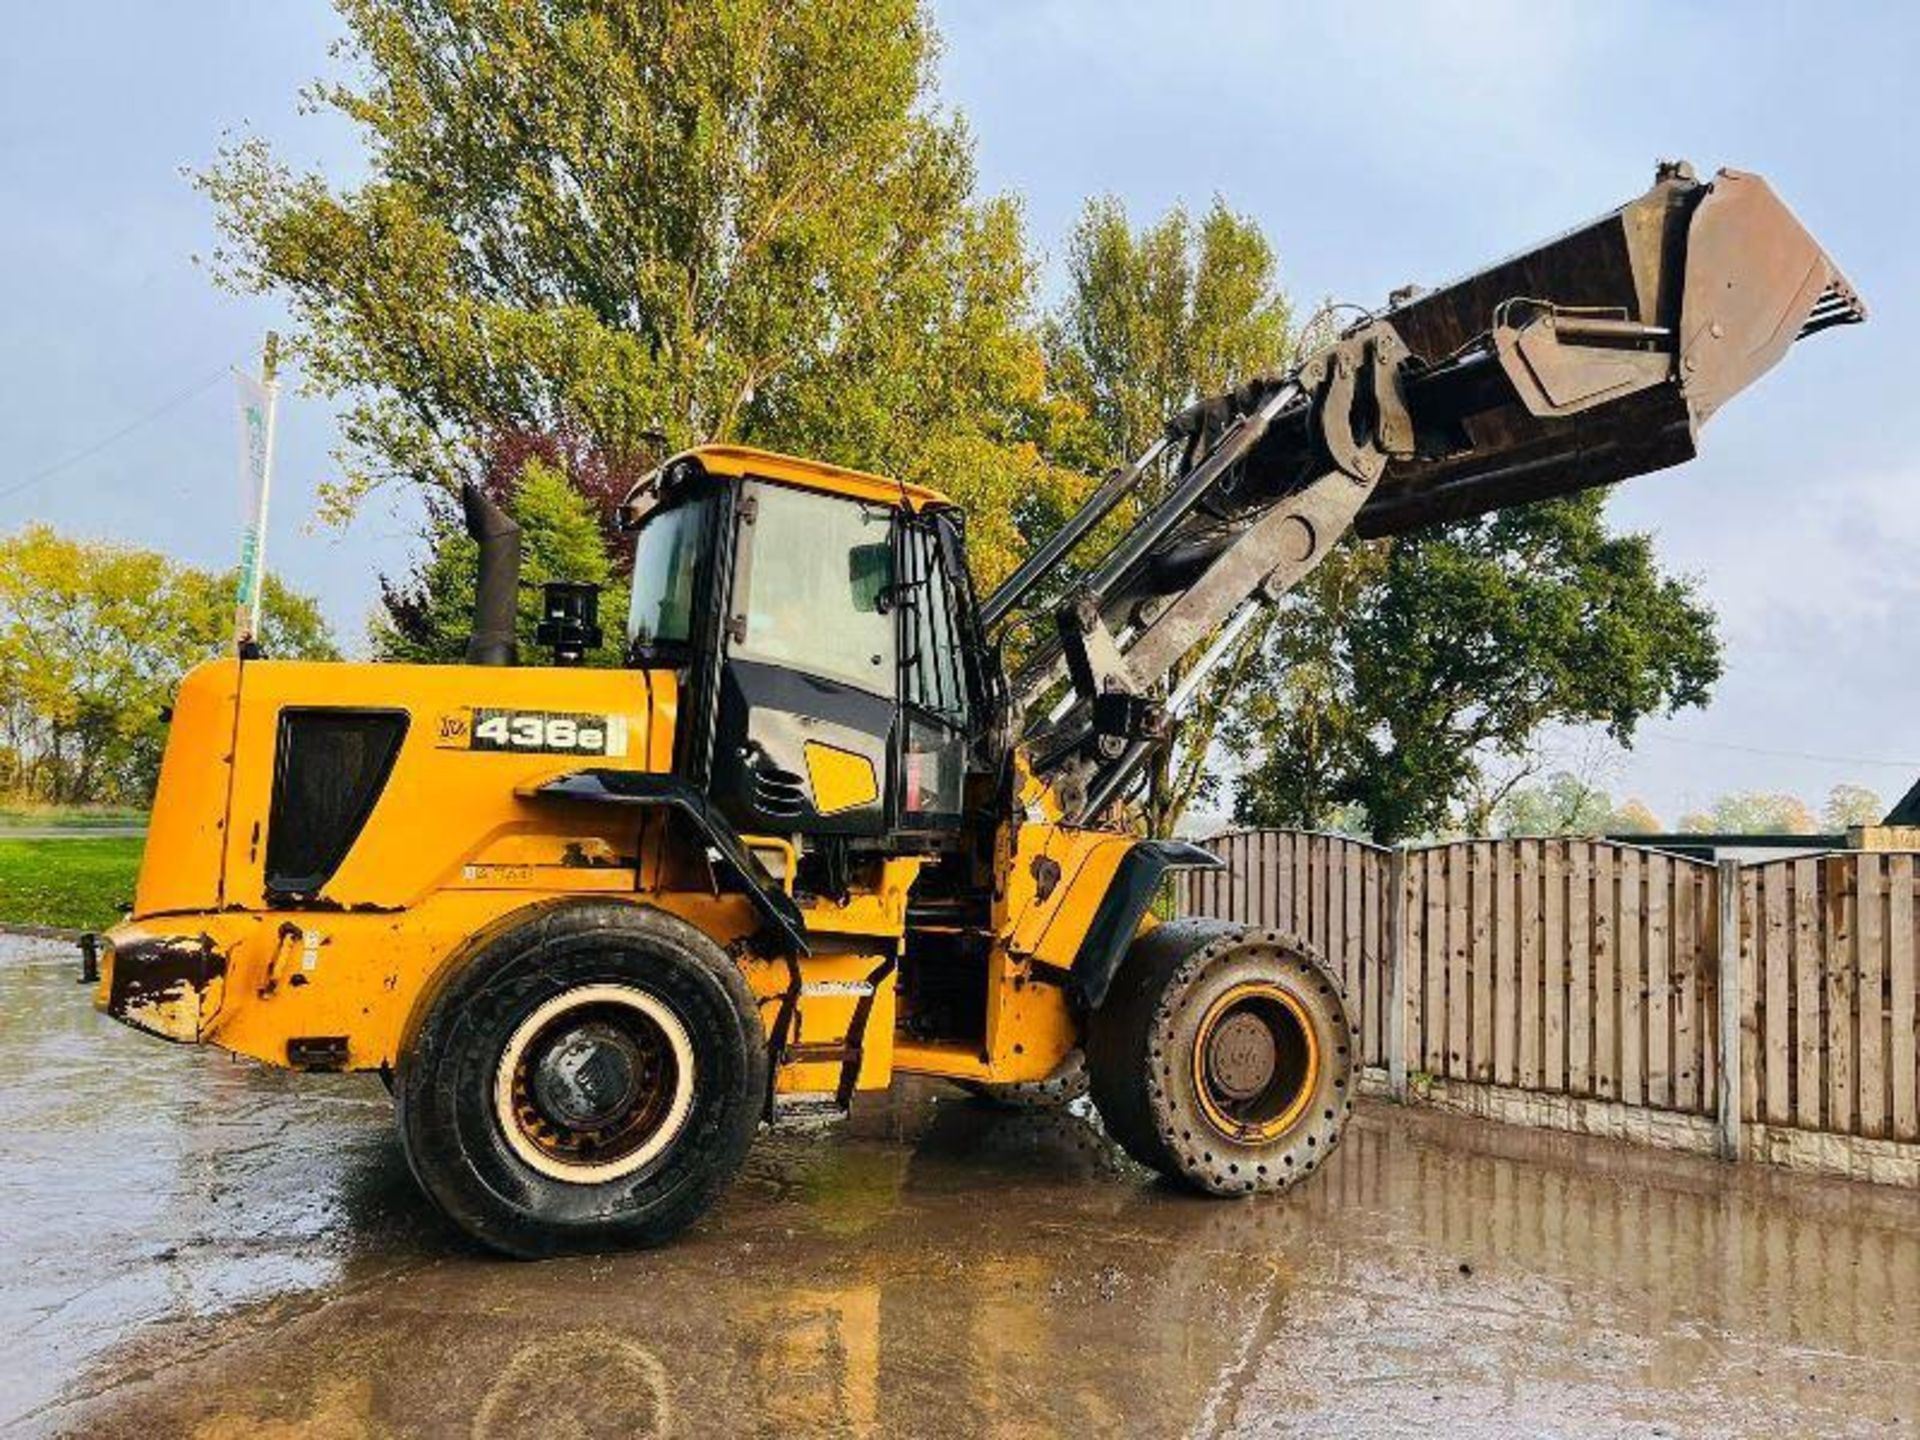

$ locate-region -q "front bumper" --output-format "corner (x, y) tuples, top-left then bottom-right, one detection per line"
(93, 925), (227, 1044)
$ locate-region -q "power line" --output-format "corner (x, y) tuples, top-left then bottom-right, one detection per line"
(0, 362), (236, 506)
(1637, 732), (1919, 771)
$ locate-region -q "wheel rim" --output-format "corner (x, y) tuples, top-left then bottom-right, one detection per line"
(1190, 981), (1320, 1143)
(493, 984), (696, 1183)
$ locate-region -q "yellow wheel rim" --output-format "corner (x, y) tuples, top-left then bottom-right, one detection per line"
(1191, 980), (1321, 1143)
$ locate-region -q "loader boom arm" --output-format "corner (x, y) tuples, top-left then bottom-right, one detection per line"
(990, 163), (1863, 822)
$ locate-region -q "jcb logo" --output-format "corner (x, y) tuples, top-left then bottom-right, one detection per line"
(438, 713), (471, 743)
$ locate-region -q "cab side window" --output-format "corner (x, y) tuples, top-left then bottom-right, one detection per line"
(899, 519), (972, 820)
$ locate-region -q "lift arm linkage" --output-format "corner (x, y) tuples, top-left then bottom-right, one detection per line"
(984, 163), (1863, 822)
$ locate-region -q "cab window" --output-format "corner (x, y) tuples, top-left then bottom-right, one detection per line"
(899, 517), (973, 820)
(626, 492), (712, 653)
(733, 482), (895, 696)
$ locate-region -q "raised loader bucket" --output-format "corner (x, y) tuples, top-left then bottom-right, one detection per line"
(1353, 162), (1865, 536)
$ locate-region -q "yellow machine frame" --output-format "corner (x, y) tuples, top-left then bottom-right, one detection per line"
(99, 448), (1137, 1103)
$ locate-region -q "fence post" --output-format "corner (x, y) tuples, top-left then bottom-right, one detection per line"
(1716, 857), (1742, 1161)
(1387, 845), (1409, 1102)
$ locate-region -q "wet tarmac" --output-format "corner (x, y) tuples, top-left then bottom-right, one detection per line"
(3, 933), (1917, 1437)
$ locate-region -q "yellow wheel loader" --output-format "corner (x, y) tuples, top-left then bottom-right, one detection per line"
(92, 164), (1860, 1255)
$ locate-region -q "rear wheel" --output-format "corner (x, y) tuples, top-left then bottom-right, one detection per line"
(396, 902), (766, 1257)
(1087, 921), (1353, 1195)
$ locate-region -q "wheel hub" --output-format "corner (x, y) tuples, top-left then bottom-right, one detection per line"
(1205, 1010), (1278, 1100)
(531, 1021), (645, 1130)
(1191, 979), (1321, 1143)
(493, 984), (697, 1184)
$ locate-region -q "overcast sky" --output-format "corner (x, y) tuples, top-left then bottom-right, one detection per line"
(1, 1), (1914, 826)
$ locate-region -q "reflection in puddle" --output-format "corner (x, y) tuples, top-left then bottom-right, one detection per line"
(4, 937), (1916, 1437)
(472, 1330), (675, 1439)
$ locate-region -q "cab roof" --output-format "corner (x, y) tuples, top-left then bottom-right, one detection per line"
(675, 444), (951, 511)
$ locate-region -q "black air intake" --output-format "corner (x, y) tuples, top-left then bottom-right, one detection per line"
(461, 482), (521, 666)
(264, 708), (408, 900)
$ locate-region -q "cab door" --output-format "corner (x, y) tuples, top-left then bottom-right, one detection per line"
(895, 512), (978, 832)
(708, 479), (898, 837)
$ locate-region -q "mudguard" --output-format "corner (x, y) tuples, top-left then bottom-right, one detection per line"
(1069, 839), (1223, 1009)
(524, 769), (810, 955)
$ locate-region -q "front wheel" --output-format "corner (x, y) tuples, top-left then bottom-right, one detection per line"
(1086, 921), (1353, 1195)
(396, 902), (767, 1258)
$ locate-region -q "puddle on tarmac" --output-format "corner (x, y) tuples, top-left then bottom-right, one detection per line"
(3, 936), (1916, 1437)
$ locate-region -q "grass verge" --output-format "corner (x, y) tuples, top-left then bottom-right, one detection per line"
(0, 803), (146, 832)
(0, 837), (145, 932)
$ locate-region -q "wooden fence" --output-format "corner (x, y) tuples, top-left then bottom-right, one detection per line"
(1740, 853), (1918, 1143)
(1175, 831), (1920, 1181)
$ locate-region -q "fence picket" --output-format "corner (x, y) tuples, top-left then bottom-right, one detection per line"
(1520, 843), (1542, 1089)
(1470, 843), (1494, 1082)
(1294, 832), (1312, 936)
(1343, 843), (1364, 1049)
(1740, 867), (1761, 1126)
(1794, 858), (1822, 1129)
(1414, 850), (1436, 1073)
(1567, 843), (1591, 1096)
(1447, 845), (1470, 1079)
(1646, 852), (1671, 1110)
(1619, 848), (1643, 1107)
(1362, 849), (1381, 1066)
(1889, 854), (1916, 1142)
(1674, 865), (1700, 1113)
(1826, 856), (1856, 1135)
(1544, 841), (1567, 1093)
(1858, 855), (1886, 1138)
(1388, 847), (1410, 1095)
(1594, 847), (1617, 1102)
(1764, 864), (1792, 1125)
(1315, 834), (1332, 960)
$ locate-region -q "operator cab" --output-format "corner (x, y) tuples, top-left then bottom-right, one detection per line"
(621, 446), (998, 867)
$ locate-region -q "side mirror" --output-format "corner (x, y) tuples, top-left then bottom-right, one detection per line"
(848, 543), (893, 613)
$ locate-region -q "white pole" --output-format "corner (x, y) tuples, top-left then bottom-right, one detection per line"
(234, 333), (281, 657)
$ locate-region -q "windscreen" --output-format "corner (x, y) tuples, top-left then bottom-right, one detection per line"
(626, 493), (711, 652)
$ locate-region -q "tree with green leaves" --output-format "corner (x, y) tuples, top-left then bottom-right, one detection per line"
(1493, 771), (1665, 837)
(373, 460), (629, 664)
(0, 526), (336, 804)
(200, 0), (1081, 588)
(1675, 791), (1819, 834)
(1822, 783), (1884, 830)
(1043, 195), (1293, 833)
(1228, 492), (1722, 842)
(1046, 196), (1293, 467)
(200, 0), (1728, 851)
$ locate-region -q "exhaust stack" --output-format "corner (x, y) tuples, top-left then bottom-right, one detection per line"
(461, 482), (520, 666)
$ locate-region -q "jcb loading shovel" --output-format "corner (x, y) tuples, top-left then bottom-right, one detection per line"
(93, 163), (1859, 1255)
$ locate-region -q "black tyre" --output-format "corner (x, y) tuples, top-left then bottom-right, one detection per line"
(1087, 920), (1353, 1195)
(957, 1049), (1090, 1110)
(396, 902), (767, 1258)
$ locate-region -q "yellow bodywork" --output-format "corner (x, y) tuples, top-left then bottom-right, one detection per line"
(101, 642), (1139, 1095)
(685, 443), (951, 512)
(802, 741), (881, 816)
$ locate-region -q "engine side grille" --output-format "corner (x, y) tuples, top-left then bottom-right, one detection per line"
(264, 708), (408, 899)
